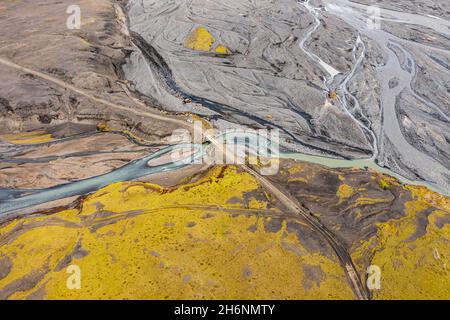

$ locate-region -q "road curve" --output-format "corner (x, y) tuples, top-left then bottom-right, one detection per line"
(0, 57), (192, 131)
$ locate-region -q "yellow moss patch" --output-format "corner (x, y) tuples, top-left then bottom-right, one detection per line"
(214, 44), (231, 54)
(1, 130), (54, 144)
(0, 226), (79, 297)
(185, 27), (216, 52)
(328, 90), (337, 100)
(337, 184), (354, 199)
(354, 197), (386, 206)
(352, 186), (450, 299)
(184, 27), (231, 54)
(248, 197), (268, 210)
(379, 179), (391, 190)
(406, 185), (450, 210)
(287, 163), (307, 175)
(287, 163), (314, 183)
(289, 177), (307, 183)
(96, 122), (109, 132)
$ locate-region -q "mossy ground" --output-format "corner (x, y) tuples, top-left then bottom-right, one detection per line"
(1, 160), (448, 299)
(274, 161), (450, 299)
(0, 166), (351, 299)
(1, 130), (54, 144)
(352, 186), (450, 299)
